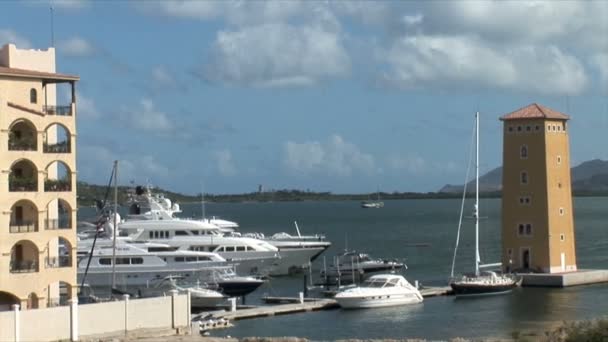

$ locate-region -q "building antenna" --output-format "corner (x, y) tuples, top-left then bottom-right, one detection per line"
(50, 4), (55, 47)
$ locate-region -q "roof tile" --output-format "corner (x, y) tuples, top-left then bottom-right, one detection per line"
(500, 103), (569, 121)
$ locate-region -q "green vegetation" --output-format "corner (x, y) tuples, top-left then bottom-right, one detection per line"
(75, 181), (608, 207)
(514, 319), (608, 342)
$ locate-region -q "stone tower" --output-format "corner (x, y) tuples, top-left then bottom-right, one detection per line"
(500, 103), (577, 274)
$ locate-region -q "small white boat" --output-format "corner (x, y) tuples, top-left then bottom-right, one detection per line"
(334, 274), (423, 309)
(145, 276), (227, 308)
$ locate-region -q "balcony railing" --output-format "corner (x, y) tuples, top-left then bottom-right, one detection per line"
(43, 105), (72, 116)
(9, 177), (38, 192)
(10, 260), (39, 273)
(45, 179), (72, 192)
(9, 220), (38, 233)
(45, 256), (72, 268)
(43, 141), (71, 153)
(8, 138), (37, 151)
(45, 218), (72, 230)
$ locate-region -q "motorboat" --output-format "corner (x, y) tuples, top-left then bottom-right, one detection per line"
(448, 111), (521, 296)
(142, 276), (227, 308)
(320, 251), (404, 283)
(334, 274), (423, 309)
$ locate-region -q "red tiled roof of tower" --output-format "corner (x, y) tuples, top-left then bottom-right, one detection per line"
(500, 103), (570, 121)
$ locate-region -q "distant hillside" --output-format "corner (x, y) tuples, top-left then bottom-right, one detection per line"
(439, 159), (608, 194)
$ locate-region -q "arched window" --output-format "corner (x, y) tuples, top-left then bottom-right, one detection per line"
(30, 88), (37, 104)
(520, 145), (528, 159)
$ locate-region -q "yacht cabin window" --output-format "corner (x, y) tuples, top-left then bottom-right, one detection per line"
(175, 230), (189, 236)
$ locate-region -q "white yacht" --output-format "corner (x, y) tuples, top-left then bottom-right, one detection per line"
(79, 217), (281, 277)
(125, 186), (331, 275)
(77, 243), (225, 288)
(320, 251), (404, 282)
(334, 274), (423, 309)
(77, 242), (265, 297)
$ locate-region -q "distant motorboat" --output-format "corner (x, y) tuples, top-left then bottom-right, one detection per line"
(334, 274), (423, 309)
(360, 201), (384, 209)
(361, 189), (384, 208)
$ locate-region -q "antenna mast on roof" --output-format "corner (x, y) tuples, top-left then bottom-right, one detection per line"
(50, 5), (55, 47)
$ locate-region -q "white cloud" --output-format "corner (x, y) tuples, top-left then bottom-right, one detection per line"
(0, 29), (31, 49)
(137, 1), (223, 20)
(284, 135), (375, 177)
(58, 37), (95, 57)
(591, 53), (608, 86)
(151, 66), (176, 87)
(379, 34), (588, 95)
(214, 150), (237, 177)
(203, 23), (350, 87)
(119, 99), (174, 133)
(78, 145), (170, 185)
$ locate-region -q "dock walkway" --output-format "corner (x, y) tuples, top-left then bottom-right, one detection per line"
(212, 298), (338, 320)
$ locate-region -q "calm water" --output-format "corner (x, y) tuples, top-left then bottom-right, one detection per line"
(81, 197), (608, 340)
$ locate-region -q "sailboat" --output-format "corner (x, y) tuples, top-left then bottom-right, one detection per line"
(361, 189), (384, 208)
(449, 112), (521, 296)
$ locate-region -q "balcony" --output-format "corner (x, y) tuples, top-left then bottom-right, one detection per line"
(10, 260), (39, 273)
(9, 220), (38, 233)
(45, 179), (72, 192)
(9, 137), (36, 151)
(9, 177), (38, 192)
(43, 105), (72, 116)
(45, 218), (72, 230)
(45, 256), (72, 268)
(43, 141), (71, 153)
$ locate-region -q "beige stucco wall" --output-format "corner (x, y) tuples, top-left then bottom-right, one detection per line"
(127, 296), (173, 330)
(0, 44), (56, 73)
(0, 44), (77, 308)
(0, 294), (190, 341)
(501, 118), (577, 273)
(21, 306), (71, 341)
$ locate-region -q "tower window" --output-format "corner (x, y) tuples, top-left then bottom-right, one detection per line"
(520, 145), (528, 159)
(525, 224), (532, 235)
(521, 171), (528, 184)
(518, 224), (525, 235)
(526, 126), (531, 132)
(560, 234), (565, 241)
(525, 197), (531, 204)
(559, 207), (564, 216)
(557, 155), (562, 164)
(508, 126), (514, 133)
(30, 88), (37, 104)
(547, 124), (551, 131)
(557, 125), (562, 132)
(517, 126), (522, 132)
(535, 125), (540, 131)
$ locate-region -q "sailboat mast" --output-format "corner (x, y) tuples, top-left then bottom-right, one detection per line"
(111, 160), (118, 290)
(475, 112), (480, 277)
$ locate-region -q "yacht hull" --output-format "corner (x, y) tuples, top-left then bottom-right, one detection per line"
(450, 281), (520, 296)
(271, 247), (328, 276)
(336, 293), (422, 309)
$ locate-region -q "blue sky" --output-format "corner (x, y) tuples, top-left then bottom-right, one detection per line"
(1, 1), (607, 194)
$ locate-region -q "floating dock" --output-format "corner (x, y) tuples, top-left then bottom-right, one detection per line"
(521, 269), (608, 287)
(213, 298), (338, 320)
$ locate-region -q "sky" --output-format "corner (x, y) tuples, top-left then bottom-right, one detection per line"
(1, 0), (607, 194)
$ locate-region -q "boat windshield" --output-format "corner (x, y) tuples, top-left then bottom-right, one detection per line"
(363, 279), (388, 288)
